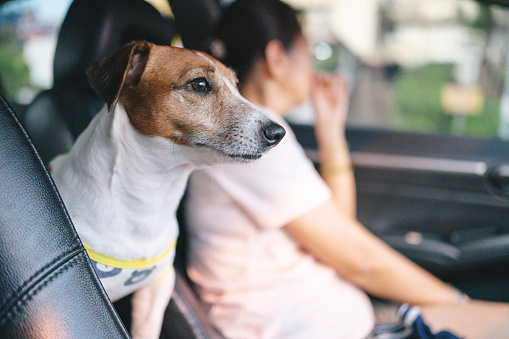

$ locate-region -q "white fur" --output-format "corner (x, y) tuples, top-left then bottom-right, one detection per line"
(51, 104), (198, 261)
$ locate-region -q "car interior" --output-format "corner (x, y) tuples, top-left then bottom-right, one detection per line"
(1, 0), (509, 337)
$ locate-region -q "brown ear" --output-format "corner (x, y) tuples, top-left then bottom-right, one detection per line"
(86, 41), (151, 112)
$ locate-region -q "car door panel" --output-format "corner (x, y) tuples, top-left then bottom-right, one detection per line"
(291, 123), (509, 302)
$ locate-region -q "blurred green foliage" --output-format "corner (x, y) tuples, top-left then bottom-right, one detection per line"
(0, 24), (30, 101)
(0, 45), (30, 101)
(393, 64), (499, 138)
(471, 4), (494, 31)
(464, 98), (499, 137)
(393, 64), (454, 133)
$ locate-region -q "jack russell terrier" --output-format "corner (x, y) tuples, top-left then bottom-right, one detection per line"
(49, 41), (285, 338)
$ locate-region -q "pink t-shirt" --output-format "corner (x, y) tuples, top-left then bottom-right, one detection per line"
(185, 110), (375, 339)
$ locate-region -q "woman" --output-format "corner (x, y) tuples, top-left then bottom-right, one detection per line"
(185, 0), (509, 338)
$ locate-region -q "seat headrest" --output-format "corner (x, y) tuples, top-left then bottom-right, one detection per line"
(54, 0), (174, 91)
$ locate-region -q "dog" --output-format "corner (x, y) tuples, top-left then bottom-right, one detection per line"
(49, 41), (285, 338)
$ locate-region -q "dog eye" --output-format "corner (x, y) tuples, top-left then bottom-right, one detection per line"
(190, 78), (211, 93)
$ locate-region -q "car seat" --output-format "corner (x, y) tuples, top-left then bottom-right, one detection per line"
(168, 0), (221, 51)
(21, 0), (223, 337)
(0, 93), (130, 338)
(23, 0), (175, 165)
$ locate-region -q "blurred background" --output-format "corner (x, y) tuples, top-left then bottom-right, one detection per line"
(1, 0), (509, 139)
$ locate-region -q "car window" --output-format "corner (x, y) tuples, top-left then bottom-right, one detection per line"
(0, 0), (171, 108)
(285, 0), (509, 140)
(0, 0), (72, 105)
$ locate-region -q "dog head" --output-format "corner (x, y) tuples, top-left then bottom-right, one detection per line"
(86, 41), (285, 163)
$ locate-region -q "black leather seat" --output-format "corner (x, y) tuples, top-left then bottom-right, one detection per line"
(168, 0), (221, 51)
(0, 93), (130, 338)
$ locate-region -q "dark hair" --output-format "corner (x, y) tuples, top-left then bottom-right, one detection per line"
(211, 0), (302, 87)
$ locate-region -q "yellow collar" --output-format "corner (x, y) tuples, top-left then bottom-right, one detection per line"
(83, 238), (177, 269)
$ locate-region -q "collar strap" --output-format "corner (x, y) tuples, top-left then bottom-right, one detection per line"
(83, 238), (177, 269)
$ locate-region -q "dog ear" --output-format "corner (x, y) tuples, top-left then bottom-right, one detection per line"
(87, 41), (151, 112)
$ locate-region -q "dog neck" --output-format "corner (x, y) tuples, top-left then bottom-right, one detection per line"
(52, 104), (197, 260)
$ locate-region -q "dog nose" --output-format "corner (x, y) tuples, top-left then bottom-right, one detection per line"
(263, 123), (286, 146)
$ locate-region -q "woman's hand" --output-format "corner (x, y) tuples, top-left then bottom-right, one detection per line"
(311, 74), (356, 217)
(311, 73), (350, 147)
(421, 300), (509, 338)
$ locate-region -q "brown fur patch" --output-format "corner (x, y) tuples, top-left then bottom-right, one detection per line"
(87, 42), (282, 160)
(117, 45), (248, 146)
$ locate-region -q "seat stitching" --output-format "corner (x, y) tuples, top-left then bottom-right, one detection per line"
(0, 246), (83, 322)
(0, 251), (86, 328)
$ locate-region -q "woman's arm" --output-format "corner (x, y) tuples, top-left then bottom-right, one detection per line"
(284, 199), (460, 306)
(312, 75), (356, 218)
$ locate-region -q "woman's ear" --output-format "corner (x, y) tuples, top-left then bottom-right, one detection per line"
(264, 40), (289, 81)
